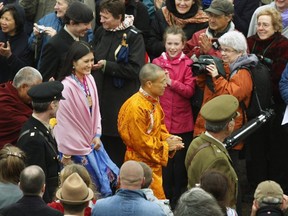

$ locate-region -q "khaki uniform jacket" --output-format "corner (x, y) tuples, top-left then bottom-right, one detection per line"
(185, 133), (238, 207)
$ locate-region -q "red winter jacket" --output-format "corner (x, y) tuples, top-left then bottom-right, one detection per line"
(153, 52), (196, 133)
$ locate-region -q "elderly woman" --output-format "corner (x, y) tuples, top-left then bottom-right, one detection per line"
(246, 8), (288, 195)
(92, 0), (146, 168)
(194, 31), (258, 148)
(0, 3), (33, 83)
(147, 0), (208, 60)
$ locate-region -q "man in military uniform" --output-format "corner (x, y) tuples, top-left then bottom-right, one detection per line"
(17, 81), (65, 203)
(185, 95), (238, 208)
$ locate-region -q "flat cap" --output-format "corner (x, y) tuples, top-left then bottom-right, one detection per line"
(254, 180), (283, 203)
(28, 81), (65, 103)
(65, 1), (94, 23)
(205, 0), (234, 16)
(200, 95), (238, 123)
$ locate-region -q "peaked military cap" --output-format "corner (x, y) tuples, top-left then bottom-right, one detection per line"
(28, 81), (65, 103)
(200, 95), (239, 123)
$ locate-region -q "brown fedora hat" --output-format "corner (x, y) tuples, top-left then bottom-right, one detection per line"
(56, 173), (94, 205)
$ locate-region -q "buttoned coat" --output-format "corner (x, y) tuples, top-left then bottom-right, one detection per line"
(17, 116), (60, 203)
(92, 26), (145, 137)
(185, 133), (238, 207)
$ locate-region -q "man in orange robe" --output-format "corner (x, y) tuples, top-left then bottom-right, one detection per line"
(118, 63), (184, 199)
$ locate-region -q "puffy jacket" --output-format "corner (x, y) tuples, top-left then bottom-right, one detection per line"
(194, 55), (256, 150)
(152, 52), (196, 133)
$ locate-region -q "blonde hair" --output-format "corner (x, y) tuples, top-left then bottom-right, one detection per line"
(257, 8), (283, 33)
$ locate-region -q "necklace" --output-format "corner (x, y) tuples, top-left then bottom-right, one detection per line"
(71, 74), (92, 109)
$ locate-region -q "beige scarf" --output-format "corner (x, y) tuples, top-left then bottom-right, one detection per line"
(108, 14), (134, 31)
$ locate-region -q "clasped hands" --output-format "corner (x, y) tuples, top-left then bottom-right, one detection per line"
(166, 135), (185, 151)
(61, 137), (101, 166)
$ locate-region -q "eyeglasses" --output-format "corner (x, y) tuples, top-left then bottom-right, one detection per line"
(219, 47), (236, 53)
(256, 22), (271, 29)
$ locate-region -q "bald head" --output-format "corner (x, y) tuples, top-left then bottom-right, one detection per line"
(139, 63), (164, 86)
(20, 165), (45, 195)
(119, 160), (144, 189)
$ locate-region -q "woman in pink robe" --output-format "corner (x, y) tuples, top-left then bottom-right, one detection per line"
(54, 41), (119, 197)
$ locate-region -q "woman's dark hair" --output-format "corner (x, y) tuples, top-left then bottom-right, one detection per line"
(100, 0), (125, 22)
(200, 170), (230, 215)
(0, 4), (25, 35)
(58, 41), (94, 81)
(0, 144), (26, 184)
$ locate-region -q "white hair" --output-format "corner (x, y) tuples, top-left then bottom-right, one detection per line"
(218, 31), (247, 54)
(13, 67), (42, 88)
(174, 187), (224, 216)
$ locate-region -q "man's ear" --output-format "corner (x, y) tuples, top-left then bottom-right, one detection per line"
(42, 183), (46, 193)
(69, 20), (76, 26)
(146, 80), (152, 88)
(281, 194), (288, 210)
(141, 177), (145, 188)
(117, 175), (121, 186)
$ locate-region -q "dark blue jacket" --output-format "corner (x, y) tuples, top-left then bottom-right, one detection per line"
(279, 64), (288, 104)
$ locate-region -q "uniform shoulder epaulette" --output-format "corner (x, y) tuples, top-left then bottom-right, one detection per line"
(129, 26), (142, 35)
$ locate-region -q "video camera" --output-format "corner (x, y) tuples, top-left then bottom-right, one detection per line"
(224, 109), (275, 149)
(191, 55), (226, 77)
(192, 58), (214, 76)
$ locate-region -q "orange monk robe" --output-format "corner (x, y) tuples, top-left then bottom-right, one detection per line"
(118, 90), (171, 199)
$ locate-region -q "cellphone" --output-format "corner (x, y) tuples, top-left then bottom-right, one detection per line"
(37, 25), (46, 33)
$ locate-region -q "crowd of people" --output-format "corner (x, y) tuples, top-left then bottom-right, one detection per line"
(0, 0), (288, 215)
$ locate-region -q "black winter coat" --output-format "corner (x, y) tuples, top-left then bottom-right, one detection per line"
(92, 26), (146, 137)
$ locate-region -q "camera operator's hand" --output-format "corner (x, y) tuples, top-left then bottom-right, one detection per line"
(206, 63), (219, 78)
(199, 33), (213, 54)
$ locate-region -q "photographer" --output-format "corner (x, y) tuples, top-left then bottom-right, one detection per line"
(193, 31), (258, 214)
(194, 31), (258, 151)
